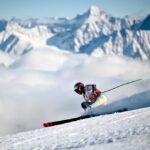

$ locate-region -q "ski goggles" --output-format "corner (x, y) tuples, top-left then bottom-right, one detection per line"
(74, 89), (83, 95)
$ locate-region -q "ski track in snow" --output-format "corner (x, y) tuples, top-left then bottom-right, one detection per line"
(0, 107), (150, 150)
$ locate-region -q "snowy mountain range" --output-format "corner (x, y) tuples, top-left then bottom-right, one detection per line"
(0, 6), (150, 60)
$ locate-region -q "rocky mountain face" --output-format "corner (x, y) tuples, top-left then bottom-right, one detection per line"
(0, 6), (150, 59)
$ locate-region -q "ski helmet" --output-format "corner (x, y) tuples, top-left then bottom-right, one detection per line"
(74, 82), (85, 95)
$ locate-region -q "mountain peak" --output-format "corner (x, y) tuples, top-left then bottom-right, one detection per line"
(88, 6), (100, 16)
(86, 6), (109, 19)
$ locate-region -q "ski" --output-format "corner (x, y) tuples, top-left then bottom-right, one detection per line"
(43, 115), (91, 127)
(43, 107), (129, 128)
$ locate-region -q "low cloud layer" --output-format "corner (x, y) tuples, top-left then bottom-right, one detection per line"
(0, 48), (150, 136)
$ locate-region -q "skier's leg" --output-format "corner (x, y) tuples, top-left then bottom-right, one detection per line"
(81, 102), (87, 110)
(81, 102), (91, 110)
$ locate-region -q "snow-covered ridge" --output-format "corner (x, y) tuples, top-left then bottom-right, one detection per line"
(0, 6), (150, 59)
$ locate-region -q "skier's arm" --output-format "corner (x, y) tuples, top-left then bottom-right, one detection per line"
(91, 84), (101, 97)
(95, 89), (101, 97)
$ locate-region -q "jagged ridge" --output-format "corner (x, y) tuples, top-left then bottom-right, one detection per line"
(0, 6), (150, 59)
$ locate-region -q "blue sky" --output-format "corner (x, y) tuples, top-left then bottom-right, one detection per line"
(0, 0), (149, 20)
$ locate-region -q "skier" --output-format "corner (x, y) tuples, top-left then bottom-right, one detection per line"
(74, 82), (101, 110)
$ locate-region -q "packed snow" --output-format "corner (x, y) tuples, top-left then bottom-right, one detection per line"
(0, 107), (150, 150)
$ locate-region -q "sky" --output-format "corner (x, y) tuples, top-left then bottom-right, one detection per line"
(0, 0), (150, 20)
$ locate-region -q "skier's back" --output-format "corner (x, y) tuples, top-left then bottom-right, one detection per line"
(74, 82), (101, 110)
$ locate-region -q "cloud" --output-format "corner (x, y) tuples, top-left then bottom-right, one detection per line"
(0, 48), (150, 136)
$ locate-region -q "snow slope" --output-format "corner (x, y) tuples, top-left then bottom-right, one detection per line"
(0, 106), (150, 150)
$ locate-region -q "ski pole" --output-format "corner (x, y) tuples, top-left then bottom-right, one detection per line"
(102, 79), (142, 94)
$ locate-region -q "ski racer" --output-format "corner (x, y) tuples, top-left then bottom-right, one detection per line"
(74, 82), (101, 110)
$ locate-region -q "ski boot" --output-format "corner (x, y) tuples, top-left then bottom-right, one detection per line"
(81, 102), (91, 111)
